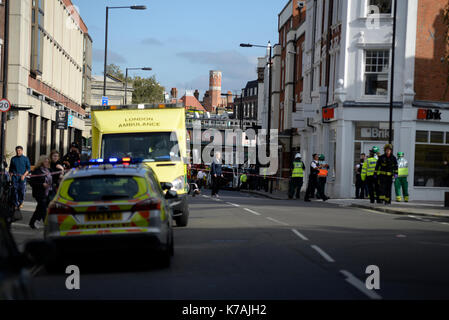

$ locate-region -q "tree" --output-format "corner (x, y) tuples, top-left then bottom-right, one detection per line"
(106, 64), (125, 81)
(132, 75), (165, 104)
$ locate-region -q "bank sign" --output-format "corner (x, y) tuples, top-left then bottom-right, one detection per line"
(417, 109), (442, 120)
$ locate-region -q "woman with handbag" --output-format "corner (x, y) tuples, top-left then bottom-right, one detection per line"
(29, 156), (53, 229)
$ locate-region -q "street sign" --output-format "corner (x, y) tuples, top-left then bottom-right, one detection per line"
(102, 96), (109, 106)
(68, 114), (73, 127)
(0, 98), (11, 112)
(56, 110), (68, 130)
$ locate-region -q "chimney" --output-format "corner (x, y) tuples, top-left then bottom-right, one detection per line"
(170, 88), (178, 99)
(194, 90), (200, 100)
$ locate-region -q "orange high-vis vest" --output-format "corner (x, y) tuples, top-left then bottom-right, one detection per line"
(318, 169), (328, 177)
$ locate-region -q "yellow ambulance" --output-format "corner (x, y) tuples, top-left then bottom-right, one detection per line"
(90, 103), (189, 227)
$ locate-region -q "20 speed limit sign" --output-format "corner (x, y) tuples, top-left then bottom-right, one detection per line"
(0, 99), (11, 112)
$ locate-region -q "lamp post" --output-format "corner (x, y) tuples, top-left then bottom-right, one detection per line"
(388, 0), (398, 145)
(240, 42), (272, 145)
(287, 46), (297, 165)
(103, 5), (147, 97)
(125, 67), (152, 104)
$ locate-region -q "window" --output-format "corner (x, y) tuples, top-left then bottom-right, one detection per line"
(369, 0), (392, 14)
(414, 145), (449, 187)
(40, 118), (48, 155)
(415, 131), (428, 143)
(430, 131), (444, 144)
(446, 132), (449, 144)
(59, 129), (65, 157)
(51, 121), (56, 151)
(27, 114), (37, 165)
(365, 50), (389, 96)
(30, 0), (44, 75)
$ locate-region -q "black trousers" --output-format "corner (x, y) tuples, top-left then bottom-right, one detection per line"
(355, 175), (366, 199)
(211, 176), (221, 196)
(317, 177), (327, 200)
(379, 175), (393, 204)
(30, 197), (48, 225)
(305, 174), (318, 200)
(288, 177), (303, 199)
(365, 176), (377, 203)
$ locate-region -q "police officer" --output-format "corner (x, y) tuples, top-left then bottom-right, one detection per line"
(394, 152), (409, 202)
(361, 149), (378, 204)
(239, 171), (248, 191)
(289, 153), (305, 200)
(375, 144), (398, 205)
(317, 154), (329, 201)
(304, 154), (320, 202)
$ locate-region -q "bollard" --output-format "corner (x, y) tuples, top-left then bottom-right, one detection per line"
(445, 192), (449, 208)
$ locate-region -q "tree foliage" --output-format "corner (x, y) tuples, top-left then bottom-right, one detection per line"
(132, 75), (165, 104)
(105, 64), (165, 104)
(106, 64), (125, 81)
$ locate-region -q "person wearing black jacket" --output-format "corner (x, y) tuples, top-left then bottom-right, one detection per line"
(210, 152), (223, 197)
(355, 153), (366, 199)
(375, 144), (398, 205)
(29, 156), (53, 229)
(62, 142), (81, 169)
(304, 154), (320, 202)
(49, 150), (64, 200)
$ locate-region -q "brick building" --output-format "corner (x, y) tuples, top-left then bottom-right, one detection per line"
(261, 0), (449, 200)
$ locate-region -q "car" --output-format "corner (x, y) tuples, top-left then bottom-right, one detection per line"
(43, 158), (176, 269)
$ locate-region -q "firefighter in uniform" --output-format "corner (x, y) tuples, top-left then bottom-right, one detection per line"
(394, 152), (409, 202)
(289, 153), (305, 200)
(375, 144), (398, 205)
(304, 154), (320, 202)
(361, 149), (378, 204)
(316, 154), (329, 201)
(372, 146), (381, 203)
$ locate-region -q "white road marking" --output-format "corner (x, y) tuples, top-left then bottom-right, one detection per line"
(266, 217), (289, 226)
(292, 229), (309, 241)
(226, 202), (240, 207)
(12, 223), (31, 229)
(440, 222), (449, 225)
(310, 245), (335, 263)
(361, 208), (392, 216)
(408, 215), (431, 222)
(244, 208), (261, 216)
(202, 195), (210, 198)
(340, 270), (382, 300)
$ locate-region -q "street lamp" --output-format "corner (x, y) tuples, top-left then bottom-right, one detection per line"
(125, 67), (152, 104)
(103, 5), (147, 97)
(239, 42), (272, 144)
(388, 0), (398, 144)
(287, 47), (297, 165)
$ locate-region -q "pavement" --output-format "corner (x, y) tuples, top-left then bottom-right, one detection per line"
(241, 189), (449, 218)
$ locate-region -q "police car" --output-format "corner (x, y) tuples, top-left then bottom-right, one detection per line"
(44, 158), (176, 268)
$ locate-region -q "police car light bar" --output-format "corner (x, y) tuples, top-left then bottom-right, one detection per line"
(76, 157), (143, 167)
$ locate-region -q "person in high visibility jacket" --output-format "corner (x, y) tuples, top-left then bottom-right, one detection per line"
(394, 152), (409, 202)
(261, 167), (269, 192)
(361, 149), (379, 204)
(375, 144), (398, 205)
(289, 153), (305, 199)
(239, 171), (248, 191)
(316, 154), (329, 201)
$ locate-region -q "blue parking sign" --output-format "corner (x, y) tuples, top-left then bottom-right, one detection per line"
(102, 96), (109, 106)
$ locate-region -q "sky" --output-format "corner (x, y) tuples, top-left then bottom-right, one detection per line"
(72, 0), (285, 98)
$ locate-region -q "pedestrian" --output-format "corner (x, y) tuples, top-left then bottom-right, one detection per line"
(288, 153), (305, 200)
(29, 156), (53, 229)
(304, 154), (320, 202)
(361, 149), (378, 204)
(394, 152), (409, 202)
(316, 154), (329, 201)
(375, 144), (398, 205)
(355, 153), (366, 199)
(62, 142), (81, 169)
(197, 169), (206, 190)
(211, 152), (223, 197)
(9, 146), (31, 211)
(261, 167), (269, 192)
(239, 170), (248, 191)
(49, 150), (65, 200)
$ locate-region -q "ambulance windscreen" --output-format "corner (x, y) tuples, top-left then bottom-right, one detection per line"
(101, 132), (181, 162)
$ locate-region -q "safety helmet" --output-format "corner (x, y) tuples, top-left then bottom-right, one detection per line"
(319, 154), (325, 161)
(295, 153), (302, 159)
(384, 144), (393, 151)
(397, 152), (404, 157)
(372, 146), (380, 153)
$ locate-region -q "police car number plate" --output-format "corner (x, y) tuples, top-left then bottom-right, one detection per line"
(86, 213), (122, 222)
